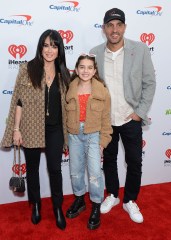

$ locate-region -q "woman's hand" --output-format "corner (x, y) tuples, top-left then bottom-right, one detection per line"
(13, 105), (22, 146)
(13, 130), (23, 146)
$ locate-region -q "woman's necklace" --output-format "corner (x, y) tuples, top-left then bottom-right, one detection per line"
(45, 73), (55, 116)
(46, 74), (54, 88)
(46, 85), (50, 116)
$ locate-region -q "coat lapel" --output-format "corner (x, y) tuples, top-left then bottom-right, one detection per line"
(123, 39), (135, 88)
(96, 43), (106, 80)
(66, 78), (79, 101)
(91, 79), (105, 100)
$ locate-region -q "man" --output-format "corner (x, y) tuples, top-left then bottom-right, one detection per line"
(90, 8), (156, 223)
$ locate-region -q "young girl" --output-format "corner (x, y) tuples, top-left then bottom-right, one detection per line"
(65, 54), (112, 230)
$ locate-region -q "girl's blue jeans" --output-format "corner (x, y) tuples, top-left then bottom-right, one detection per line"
(68, 122), (104, 203)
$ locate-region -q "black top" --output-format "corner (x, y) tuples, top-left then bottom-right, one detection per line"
(17, 74), (62, 127)
(45, 75), (62, 126)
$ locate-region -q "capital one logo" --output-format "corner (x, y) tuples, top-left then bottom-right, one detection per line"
(58, 30), (73, 44)
(8, 44), (27, 59)
(140, 33), (155, 46)
(12, 163), (26, 175)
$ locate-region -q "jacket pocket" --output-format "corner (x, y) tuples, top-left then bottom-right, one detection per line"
(90, 101), (104, 112)
(65, 102), (76, 111)
(90, 101), (104, 120)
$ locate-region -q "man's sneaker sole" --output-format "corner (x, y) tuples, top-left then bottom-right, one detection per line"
(123, 204), (143, 223)
(66, 205), (86, 219)
(100, 198), (120, 214)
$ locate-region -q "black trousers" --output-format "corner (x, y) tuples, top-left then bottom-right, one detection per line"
(103, 120), (142, 203)
(23, 125), (64, 208)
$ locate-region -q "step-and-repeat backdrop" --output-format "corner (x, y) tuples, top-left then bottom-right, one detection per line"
(0, 0), (171, 204)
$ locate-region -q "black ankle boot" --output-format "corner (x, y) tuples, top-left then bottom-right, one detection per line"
(87, 202), (101, 230)
(31, 202), (41, 224)
(66, 195), (86, 218)
(54, 207), (66, 230)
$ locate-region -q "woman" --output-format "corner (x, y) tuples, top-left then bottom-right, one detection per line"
(1, 29), (70, 230)
(65, 54), (112, 229)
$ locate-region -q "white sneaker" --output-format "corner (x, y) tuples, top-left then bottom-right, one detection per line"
(123, 201), (144, 223)
(100, 194), (120, 214)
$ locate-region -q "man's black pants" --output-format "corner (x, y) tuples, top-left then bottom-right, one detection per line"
(103, 120), (143, 203)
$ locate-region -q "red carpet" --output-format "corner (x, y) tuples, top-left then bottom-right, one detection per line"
(0, 183), (171, 240)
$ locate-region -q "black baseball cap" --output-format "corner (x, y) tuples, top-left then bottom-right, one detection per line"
(103, 8), (125, 24)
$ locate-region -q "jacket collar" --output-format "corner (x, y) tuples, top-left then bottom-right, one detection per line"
(66, 77), (105, 101)
(124, 38), (135, 50)
(91, 78), (105, 100)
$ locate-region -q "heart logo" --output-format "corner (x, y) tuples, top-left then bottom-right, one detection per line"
(63, 149), (69, 158)
(58, 30), (73, 44)
(140, 33), (155, 46)
(12, 163), (26, 175)
(8, 44), (27, 59)
(165, 149), (171, 159)
(142, 140), (146, 148)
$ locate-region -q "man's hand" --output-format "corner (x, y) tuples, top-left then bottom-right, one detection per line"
(125, 113), (141, 122)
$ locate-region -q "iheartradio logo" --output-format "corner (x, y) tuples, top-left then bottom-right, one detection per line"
(140, 33), (155, 46)
(165, 149), (171, 159)
(12, 163), (26, 176)
(8, 44), (27, 59)
(58, 30), (73, 44)
(63, 149), (69, 158)
(142, 140), (146, 148)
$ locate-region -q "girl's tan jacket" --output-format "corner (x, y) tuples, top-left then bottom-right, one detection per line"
(65, 77), (113, 148)
(1, 63), (67, 148)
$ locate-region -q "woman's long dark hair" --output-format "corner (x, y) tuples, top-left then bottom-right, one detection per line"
(71, 55), (105, 85)
(27, 29), (70, 90)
